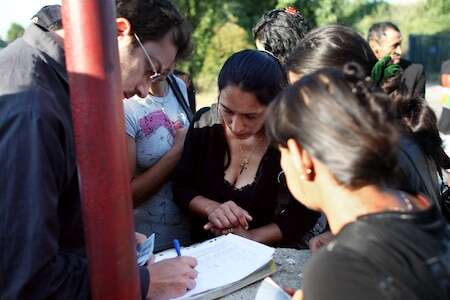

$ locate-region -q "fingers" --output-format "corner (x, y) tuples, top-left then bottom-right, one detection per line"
(186, 278), (196, 290)
(283, 287), (297, 296)
(309, 231), (334, 253)
(203, 222), (223, 236)
(228, 202), (252, 229)
(292, 290), (304, 300)
(222, 205), (239, 227)
(134, 232), (147, 244)
(178, 256), (198, 268)
(185, 267), (198, 279)
(308, 237), (320, 253)
(148, 255), (156, 265)
(208, 213), (226, 228)
(203, 222), (212, 230)
(206, 202), (253, 233)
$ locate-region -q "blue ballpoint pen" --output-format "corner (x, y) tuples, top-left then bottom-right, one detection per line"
(173, 239), (181, 256)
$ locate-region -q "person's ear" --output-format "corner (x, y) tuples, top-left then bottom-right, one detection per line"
(116, 17), (132, 37)
(286, 139), (315, 181)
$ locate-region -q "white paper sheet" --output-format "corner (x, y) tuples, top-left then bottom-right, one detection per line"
(154, 234), (275, 299)
(255, 277), (291, 300)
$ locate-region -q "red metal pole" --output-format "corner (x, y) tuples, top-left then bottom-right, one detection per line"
(61, 1), (140, 299)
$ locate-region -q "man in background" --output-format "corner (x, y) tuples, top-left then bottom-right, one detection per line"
(368, 21), (426, 98)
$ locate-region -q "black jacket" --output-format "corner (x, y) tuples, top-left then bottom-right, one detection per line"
(0, 24), (148, 299)
(399, 58), (426, 98)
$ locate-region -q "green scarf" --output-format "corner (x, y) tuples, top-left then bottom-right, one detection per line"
(371, 55), (402, 85)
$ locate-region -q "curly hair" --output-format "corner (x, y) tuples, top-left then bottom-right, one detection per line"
(252, 8), (310, 65)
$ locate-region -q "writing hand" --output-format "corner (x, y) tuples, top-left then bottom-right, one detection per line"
(146, 256), (198, 300)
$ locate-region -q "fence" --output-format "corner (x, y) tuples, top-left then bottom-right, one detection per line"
(409, 34), (450, 77)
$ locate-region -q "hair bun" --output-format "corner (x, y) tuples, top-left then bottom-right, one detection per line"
(343, 62), (366, 83)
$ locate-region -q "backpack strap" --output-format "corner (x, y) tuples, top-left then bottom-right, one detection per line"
(167, 74), (194, 122)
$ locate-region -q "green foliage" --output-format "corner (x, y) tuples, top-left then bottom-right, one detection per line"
(174, 0), (227, 78)
(6, 23), (24, 43)
(174, 0), (276, 91)
(172, 0), (450, 93)
(197, 22), (254, 91)
(423, 0), (450, 34)
(223, 0), (277, 33)
(0, 37), (7, 49)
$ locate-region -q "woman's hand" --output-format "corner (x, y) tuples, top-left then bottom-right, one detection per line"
(284, 288), (303, 300)
(203, 201), (252, 231)
(135, 232), (147, 244)
(309, 231), (334, 253)
(204, 223), (252, 239)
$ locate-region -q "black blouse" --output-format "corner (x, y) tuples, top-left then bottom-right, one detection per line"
(172, 105), (319, 246)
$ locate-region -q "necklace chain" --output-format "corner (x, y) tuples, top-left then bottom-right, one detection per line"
(238, 136), (263, 175)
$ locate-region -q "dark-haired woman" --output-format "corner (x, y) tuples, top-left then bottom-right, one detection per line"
(267, 64), (450, 300)
(252, 7), (310, 65)
(286, 25), (448, 249)
(173, 49), (319, 245)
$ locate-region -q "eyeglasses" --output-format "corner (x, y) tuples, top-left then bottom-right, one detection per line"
(133, 32), (162, 81)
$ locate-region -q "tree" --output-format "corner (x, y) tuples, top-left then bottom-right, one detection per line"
(7, 23), (25, 43)
(197, 22), (253, 90)
(174, 0), (276, 90)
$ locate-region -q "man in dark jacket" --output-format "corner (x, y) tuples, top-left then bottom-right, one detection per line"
(0, 2), (197, 300)
(368, 21), (426, 98)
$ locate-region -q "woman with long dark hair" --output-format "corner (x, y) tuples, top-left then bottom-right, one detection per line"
(267, 63), (450, 300)
(173, 49), (318, 246)
(286, 27), (448, 251)
(287, 26), (448, 206)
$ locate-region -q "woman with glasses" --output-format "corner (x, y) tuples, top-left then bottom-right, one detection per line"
(267, 63), (449, 300)
(123, 1), (194, 251)
(172, 49), (319, 245)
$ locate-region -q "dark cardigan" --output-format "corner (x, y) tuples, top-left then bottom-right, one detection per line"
(172, 104), (319, 246)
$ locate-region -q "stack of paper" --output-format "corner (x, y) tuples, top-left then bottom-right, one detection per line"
(154, 234), (275, 299)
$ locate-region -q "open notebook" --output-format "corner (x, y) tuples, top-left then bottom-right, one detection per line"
(154, 234), (276, 299)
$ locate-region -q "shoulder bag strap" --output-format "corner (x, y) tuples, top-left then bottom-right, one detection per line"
(167, 74), (193, 122)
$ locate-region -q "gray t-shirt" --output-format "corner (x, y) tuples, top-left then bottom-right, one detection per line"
(124, 76), (191, 251)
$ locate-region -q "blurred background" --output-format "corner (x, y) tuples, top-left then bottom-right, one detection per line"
(2, 0), (449, 108)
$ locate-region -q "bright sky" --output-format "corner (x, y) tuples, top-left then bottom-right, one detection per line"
(0, 0), (422, 40)
(0, 0), (61, 39)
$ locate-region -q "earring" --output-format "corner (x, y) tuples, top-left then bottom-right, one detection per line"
(300, 168), (312, 180)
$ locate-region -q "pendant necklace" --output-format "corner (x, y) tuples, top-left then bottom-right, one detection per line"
(239, 136), (263, 175)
